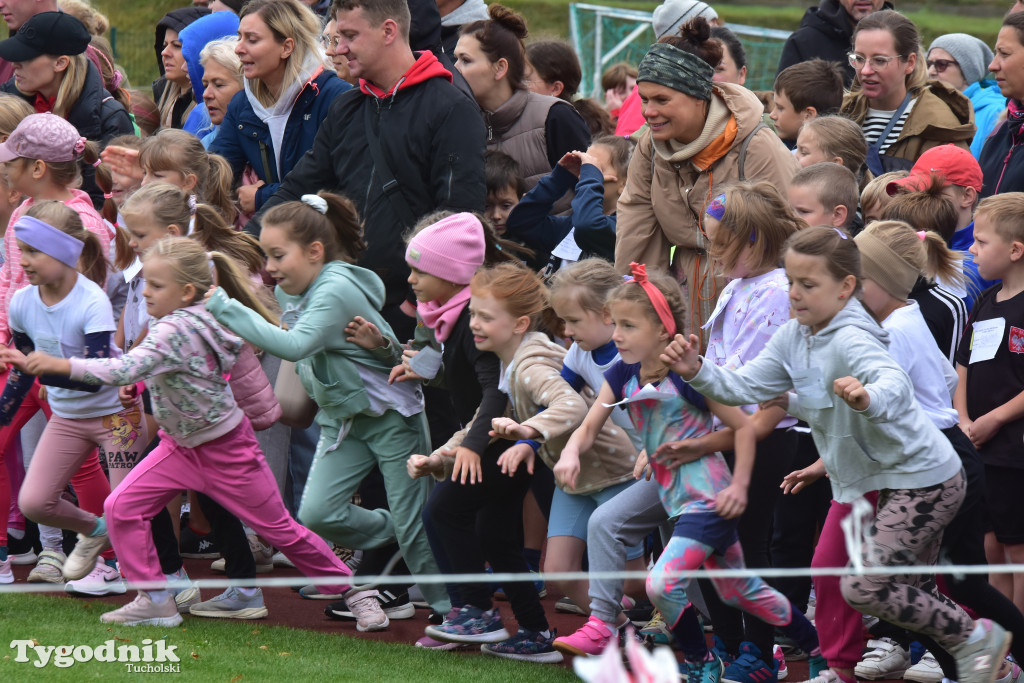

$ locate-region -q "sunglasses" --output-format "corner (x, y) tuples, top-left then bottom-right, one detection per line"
(926, 58), (959, 73)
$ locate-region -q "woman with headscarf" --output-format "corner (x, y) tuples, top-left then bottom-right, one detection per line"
(614, 16), (798, 339)
(153, 6), (211, 130)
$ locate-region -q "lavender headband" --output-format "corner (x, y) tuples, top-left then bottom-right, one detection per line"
(14, 216), (83, 268)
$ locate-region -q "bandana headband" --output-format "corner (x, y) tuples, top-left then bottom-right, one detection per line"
(637, 42), (714, 101)
(14, 216), (83, 268)
(629, 262), (677, 337)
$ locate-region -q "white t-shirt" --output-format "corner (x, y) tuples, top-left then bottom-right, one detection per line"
(9, 274), (122, 419)
(563, 342), (643, 450)
(882, 301), (959, 430)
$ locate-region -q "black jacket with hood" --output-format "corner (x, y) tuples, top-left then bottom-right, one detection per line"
(152, 6), (210, 128)
(776, 0), (895, 87)
(247, 52), (486, 313)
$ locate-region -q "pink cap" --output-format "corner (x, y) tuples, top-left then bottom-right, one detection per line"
(406, 213), (486, 285)
(886, 144), (983, 195)
(0, 113), (86, 164)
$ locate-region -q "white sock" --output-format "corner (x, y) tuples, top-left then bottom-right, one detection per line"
(238, 587), (259, 597)
(148, 590), (171, 603)
(7, 528), (24, 540)
(39, 524), (62, 550)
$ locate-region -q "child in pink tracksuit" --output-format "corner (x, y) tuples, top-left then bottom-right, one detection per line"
(24, 237), (352, 627)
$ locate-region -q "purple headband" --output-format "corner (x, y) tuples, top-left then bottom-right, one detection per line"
(14, 216), (84, 268)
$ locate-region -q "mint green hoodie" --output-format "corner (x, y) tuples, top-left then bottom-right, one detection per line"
(688, 298), (961, 503)
(206, 261), (403, 425)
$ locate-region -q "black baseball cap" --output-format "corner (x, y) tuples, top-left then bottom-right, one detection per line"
(0, 12), (91, 63)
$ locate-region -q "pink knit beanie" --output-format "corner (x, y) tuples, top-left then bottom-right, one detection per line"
(405, 213), (486, 285)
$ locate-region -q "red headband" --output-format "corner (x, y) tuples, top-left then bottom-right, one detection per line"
(629, 262), (677, 337)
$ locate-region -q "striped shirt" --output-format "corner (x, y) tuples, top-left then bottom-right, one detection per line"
(862, 99), (917, 153)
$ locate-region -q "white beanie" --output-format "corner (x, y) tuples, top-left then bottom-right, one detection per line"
(652, 0), (719, 40)
(928, 33), (994, 85)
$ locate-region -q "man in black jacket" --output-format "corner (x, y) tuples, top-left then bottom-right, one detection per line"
(776, 0), (892, 86)
(250, 0), (486, 328)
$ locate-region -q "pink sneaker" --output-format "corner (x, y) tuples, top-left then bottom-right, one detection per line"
(774, 644), (789, 680)
(415, 635), (468, 651)
(553, 615), (617, 657)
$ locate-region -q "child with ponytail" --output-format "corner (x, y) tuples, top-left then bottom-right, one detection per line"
(206, 192), (447, 632)
(667, 225), (1010, 683)
(793, 221), (1024, 683)
(410, 263), (563, 663)
(24, 237), (353, 627)
(0, 201), (147, 593)
(559, 263), (821, 679)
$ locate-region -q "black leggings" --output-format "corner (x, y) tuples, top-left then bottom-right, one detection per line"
(423, 440), (548, 632)
(698, 428), (798, 659)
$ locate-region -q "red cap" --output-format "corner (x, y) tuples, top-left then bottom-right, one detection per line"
(886, 144), (983, 196)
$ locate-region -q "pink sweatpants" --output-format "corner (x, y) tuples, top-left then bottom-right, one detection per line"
(18, 403), (148, 537)
(812, 494), (877, 670)
(106, 419), (352, 593)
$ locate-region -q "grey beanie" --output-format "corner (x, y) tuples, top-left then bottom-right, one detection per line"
(652, 0), (719, 40)
(928, 33), (994, 85)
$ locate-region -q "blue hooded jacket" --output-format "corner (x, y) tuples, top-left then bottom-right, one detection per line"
(180, 12), (241, 141)
(966, 80), (1007, 160)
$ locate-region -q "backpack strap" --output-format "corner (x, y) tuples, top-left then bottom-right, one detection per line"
(737, 121), (767, 182)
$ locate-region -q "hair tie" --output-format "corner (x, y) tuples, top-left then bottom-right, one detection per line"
(301, 194), (328, 214)
(705, 193), (726, 221)
(187, 194), (197, 216)
(833, 227), (848, 240)
(628, 262), (677, 337)
(916, 230), (927, 241)
(92, 158), (102, 168)
(73, 137), (86, 157)
(103, 192), (113, 199)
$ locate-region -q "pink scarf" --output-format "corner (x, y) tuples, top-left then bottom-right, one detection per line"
(419, 286), (472, 343)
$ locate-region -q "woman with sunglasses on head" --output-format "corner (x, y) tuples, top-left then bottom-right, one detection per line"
(928, 34), (1006, 160)
(840, 10), (974, 176)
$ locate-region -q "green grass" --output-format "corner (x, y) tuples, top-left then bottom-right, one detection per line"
(0, 593), (579, 682)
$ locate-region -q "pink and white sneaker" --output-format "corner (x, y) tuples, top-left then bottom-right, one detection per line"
(65, 558), (126, 596)
(774, 644), (789, 680)
(553, 615), (618, 657)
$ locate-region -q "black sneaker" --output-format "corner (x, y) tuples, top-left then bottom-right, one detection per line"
(625, 598), (656, 627)
(179, 526), (220, 559)
(325, 590), (415, 621)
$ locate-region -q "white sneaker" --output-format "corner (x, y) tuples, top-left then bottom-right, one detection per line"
(27, 549), (66, 583)
(65, 558), (126, 596)
(10, 550), (37, 565)
(855, 638), (911, 680)
(344, 589), (390, 632)
(272, 551), (294, 568)
(800, 669), (840, 683)
(165, 568), (201, 614)
(210, 534), (273, 573)
(904, 652), (943, 683)
(0, 557), (12, 583)
(63, 531), (110, 581)
(100, 591), (183, 627)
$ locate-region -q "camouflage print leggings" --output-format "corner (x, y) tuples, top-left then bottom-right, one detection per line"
(840, 469), (973, 650)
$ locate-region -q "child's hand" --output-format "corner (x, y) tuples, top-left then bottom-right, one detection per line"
(966, 411), (1002, 448)
(100, 146), (143, 183)
(489, 417), (540, 441)
(653, 439), (706, 469)
(553, 450), (580, 490)
(407, 453), (442, 479)
(118, 383), (139, 409)
(24, 352), (69, 376)
(833, 376), (870, 411)
(759, 394), (789, 411)
(0, 347), (29, 373)
(715, 483), (748, 519)
(659, 334), (702, 379)
(203, 286), (220, 304)
(558, 151), (583, 177)
(605, 86), (628, 112)
(388, 350), (425, 384)
(345, 316), (386, 349)
(780, 461), (827, 494)
(496, 442), (535, 476)
(633, 450), (652, 481)
(451, 446), (483, 484)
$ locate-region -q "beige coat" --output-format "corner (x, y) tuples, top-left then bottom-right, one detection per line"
(435, 332), (637, 495)
(614, 82), (800, 340)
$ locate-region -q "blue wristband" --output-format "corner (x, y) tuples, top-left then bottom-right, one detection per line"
(516, 439), (542, 453)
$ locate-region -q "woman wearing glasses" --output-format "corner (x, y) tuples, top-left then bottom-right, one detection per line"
(927, 34), (1006, 160)
(210, 0), (349, 215)
(840, 10), (974, 175)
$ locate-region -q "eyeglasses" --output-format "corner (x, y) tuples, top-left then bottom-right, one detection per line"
(848, 53), (905, 70)
(926, 58), (959, 73)
(320, 35), (340, 50)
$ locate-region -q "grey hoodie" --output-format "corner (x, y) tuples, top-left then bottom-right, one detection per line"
(688, 298), (961, 503)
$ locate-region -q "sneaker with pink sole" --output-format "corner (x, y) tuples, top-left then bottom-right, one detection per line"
(553, 616), (617, 657)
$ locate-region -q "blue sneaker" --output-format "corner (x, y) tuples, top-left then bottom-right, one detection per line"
(482, 628), (564, 663)
(423, 605), (510, 644)
(724, 641), (778, 683)
(714, 635), (737, 666)
(687, 652), (725, 683)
